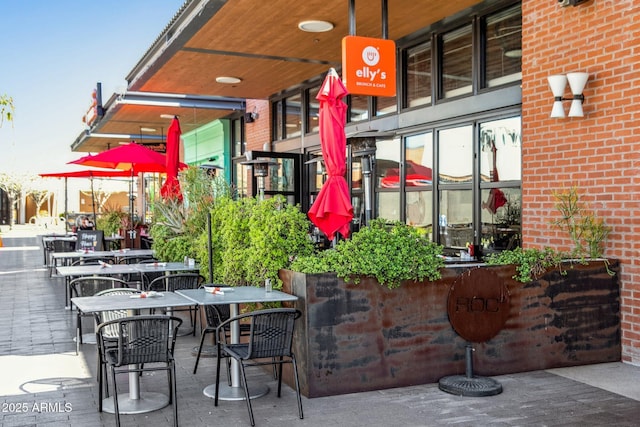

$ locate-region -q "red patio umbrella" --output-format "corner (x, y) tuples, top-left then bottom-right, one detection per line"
(160, 116), (182, 201)
(308, 68), (353, 240)
(68, 143), (187, 242)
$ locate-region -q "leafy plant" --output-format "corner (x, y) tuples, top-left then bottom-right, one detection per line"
(96, 207), (129, 236)
(552, 186), (611, 259)
(202, 195), (314, 288)
(151, 167), (230, 264)
(486, 247), (567, 283)
(487, 185), (613, 283)
(291, 219), (445, 289)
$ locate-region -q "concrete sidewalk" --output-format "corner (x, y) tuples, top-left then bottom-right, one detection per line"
(1, 231), (639, 426)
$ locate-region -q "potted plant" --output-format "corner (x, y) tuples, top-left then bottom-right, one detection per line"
(290, 218), (445, 288)
(96, 207), (129, 237)
(486, 185), (614, 282)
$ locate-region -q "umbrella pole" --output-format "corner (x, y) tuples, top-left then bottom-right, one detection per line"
(207, 211), (214, 283)
(64, 178), (68, 232)
(90, 177), (97, 228)
(129, 171), (135, 248)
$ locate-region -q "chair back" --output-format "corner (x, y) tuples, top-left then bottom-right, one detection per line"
(118, 255), (156, 265)
(239, 308), (301, 359)
(204, 304), (231, 328)
(52, 239), (75, 253)
(70, 276), (130, 298)
(148, 273), (205, 292)
(96, 315), (182, 366)
(93, 288), (140, 334)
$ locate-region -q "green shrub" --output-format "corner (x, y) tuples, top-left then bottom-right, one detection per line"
(291, 219), (445, 289)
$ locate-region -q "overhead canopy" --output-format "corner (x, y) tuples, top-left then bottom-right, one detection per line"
(72, 0), (483, 153)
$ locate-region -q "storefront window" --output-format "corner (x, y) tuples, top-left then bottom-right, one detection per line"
(376, 96), (397, 116)
(307, 85), (321, 133)
(406, 42), (432, 108)
(438, 125), (473, 183)
(439, 189), (473, 248)
(479, 116), (521, 254)
(349, 94), (369, 122)
(485, 4), (522, 88)
(441, 24), (473, 99)
(273, 100), (283, 140)
(404, 132), (433, 236)
(232, 118), (243, 157)
(285, 94), (302, 138)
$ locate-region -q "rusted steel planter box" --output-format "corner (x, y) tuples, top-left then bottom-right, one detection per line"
(279, 260), (620, 398)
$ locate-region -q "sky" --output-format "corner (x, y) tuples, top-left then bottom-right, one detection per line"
(0, 1), (183, 175)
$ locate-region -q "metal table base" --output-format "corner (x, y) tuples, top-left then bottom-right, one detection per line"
(102, 392), (169, 414)
(203, 383), (269, 401)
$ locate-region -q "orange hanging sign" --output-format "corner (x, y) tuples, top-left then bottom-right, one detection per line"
(342, 35), (396, 97)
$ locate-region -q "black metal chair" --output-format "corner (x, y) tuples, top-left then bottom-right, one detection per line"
(147, 273), (205, 336)
(96, 315), (182, 427)
(214, 308), (303, 426)
(48, 239), (75, 276)
(93, 287), (141, 392)
(192, 302), (251, 375)
(138, 258), (164, 289)
(69, 276), (130, 354)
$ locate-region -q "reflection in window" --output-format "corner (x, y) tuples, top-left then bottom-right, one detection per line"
(485, 5), (522, 88)
(307, 85), (321, 133)
(376, 96), (397, 116)
(375, 138), (401, 188)
(406, 42), (431, 108)
(438, 125), (473, 183)
(481, 187), (521, 252)
(285, 94), (302, 138)
(232, 118), (243, 157)
(349, 94), (369, 122)
(267, 158), (294, 192)
(273, 100), (283, 140)
(351, 159), (362, 190)
(480, 117), (521, 182)
(377, 192), (400, 222)
(439, 189), (473, 248)
(405, 132), (433, 187)
(442, 25), (473, 99)
(406, 190), (432, 232)
(235, 164), (249, 199)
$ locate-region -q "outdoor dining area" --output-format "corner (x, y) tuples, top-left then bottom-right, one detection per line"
(48, 245), (305, 426)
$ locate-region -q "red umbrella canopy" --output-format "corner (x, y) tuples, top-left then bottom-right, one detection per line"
(160, 116), (183, 201)
(308, 68), (354, 239)
(68, 142), (183, 174)
(39, 169), (133, 178)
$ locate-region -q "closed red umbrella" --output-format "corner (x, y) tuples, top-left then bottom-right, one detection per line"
(160, 116), (182, 201)
(308, 68), (353, 239)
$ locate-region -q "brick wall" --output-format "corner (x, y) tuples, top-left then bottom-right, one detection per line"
(522, 0), (640, 363)
(245, 99), (271, 152)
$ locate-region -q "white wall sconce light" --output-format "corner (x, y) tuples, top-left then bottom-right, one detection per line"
(547, 72), (589, 118)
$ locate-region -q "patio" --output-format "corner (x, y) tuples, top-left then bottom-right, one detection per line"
(1, 227), (639, 426)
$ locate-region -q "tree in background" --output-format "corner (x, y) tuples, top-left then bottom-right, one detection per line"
(0, 94), (14, 127)
(0, 172), (25, 229)
(24, 176), (53, 219)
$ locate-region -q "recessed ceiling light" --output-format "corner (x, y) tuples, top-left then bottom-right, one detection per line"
(140, 127), (156, 132)
(216, 76), (242, 84)
(298, 20), (334, 33)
